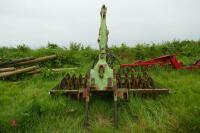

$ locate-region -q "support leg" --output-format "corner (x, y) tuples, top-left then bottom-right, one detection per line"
(84, 95), (89, 127)
(114, 93), (118, 128)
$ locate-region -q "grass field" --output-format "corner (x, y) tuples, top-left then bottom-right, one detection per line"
(0, 41), (200, 132)
(0, 68), (200, 133)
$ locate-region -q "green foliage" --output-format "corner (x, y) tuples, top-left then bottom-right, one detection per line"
(0, 40), (200, 132)
(135, 44), (145, 60)
(47, 42), (59, 49)
(1, 40), (199, 67)
(42, 68), (65, 80)
(69, 42), (82, 51)
(17, 44), (30, 52)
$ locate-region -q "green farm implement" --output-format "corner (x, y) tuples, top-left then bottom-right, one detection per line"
(49, 5), (169, 128)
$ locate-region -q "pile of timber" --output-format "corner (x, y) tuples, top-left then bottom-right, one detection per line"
(0, 55), (56, 79)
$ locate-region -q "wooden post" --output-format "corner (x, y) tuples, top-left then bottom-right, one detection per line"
(0, 67), (15, 72)
(0, 57), (35, 67)
(27, 69), (41, 74)
(16, 55), (56, 65)
(0, 66), (39, 78)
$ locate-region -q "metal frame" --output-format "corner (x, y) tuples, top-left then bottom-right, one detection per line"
(121, 54), (200, 70)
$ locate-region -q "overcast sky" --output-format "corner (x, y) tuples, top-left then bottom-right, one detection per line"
(0, 0), (199, 48)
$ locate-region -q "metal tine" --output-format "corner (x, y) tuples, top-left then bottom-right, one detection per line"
(66, 73), (72, 90)
(59, 76), (67, 90)
(71, 74), (76, 90)
(79, 74), (83, 88)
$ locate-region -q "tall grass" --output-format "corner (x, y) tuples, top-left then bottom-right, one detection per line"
(0, 70), (199, 132)
(0, 40), (200, 132)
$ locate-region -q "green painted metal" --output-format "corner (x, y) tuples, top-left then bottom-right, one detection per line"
(90, 5), (114, 90)
(98, 5), (108, 52)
